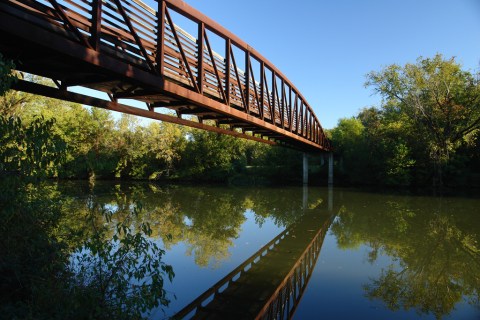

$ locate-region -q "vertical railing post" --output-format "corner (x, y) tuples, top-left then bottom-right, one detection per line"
(304, 109), (309, 139)
(245, 51), (250, 114)
(90, 0), (103, 50)
(299, 101), (303, 136)
(312, 121), (315, 142)
(197, 22), (204, 93)
(289, 86), (293, 131)
(260, 61), (265, 120)
(157, 0), (166, 75)
(309, 113), (313, 140)
(280, 79), (285, 128)
(311, 120), (314, 141)
(293, 94), (298, 133)
(271, 71), (276, 125)
(306, 111), (309, 139)
(305, 109), (309, 138)
(225, 39), (231, 105)
(302, 105), (306, 137)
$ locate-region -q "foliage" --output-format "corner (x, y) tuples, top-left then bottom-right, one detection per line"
(0, 112), (176, 318)
(70, 202), (174, 319)
(0, 64), (175, 318)
(0, 113), (69, 318)
(365, 54), (480, 186)
(329, 117), (367, 184)
(330, 55), (480, 188)
(179, 129), (247, 181)
(0, 53), (16, 96)
(0, 115), (66, 177)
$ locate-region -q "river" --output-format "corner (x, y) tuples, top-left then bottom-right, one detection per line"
(57, 181), (479, 319)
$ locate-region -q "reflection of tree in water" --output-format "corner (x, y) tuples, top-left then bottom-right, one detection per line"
(64, 183), (326, 268)
(330, 192), (480, 319)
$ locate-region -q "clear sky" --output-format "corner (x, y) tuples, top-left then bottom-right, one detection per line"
(153, 0), (480, 129)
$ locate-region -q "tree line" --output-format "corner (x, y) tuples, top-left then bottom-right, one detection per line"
(330, 54), (480, 189)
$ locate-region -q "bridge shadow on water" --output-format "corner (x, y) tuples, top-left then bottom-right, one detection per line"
(173, 192), (336, 320)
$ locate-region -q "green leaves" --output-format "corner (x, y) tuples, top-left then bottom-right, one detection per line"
(366, 55), (480, 186)
(0, 115), (66, 178)
(0, 53), (16, 96)
(71, 201), (174, 319)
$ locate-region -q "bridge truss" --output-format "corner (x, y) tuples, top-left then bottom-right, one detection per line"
(0, 0), (331, 151)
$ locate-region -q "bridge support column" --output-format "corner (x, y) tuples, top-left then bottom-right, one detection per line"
(328, 152), (333, 185)
(303, 153), (308, 185)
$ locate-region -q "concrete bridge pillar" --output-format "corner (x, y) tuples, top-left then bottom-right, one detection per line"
(303, 153), (308, 185)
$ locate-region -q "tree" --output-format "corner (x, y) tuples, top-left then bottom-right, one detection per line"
(366, 54), (480, 187)
(330, 117), (369, 184)
(144, 121), (187, 179)
(0, 53), (16, 96)
(179, 128), (248, 181)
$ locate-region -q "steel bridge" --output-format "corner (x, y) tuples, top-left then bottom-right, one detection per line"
(172, 209), (333, 319)
(0, 0), (331, 151)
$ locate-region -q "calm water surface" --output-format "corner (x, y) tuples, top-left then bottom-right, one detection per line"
(60, 182), (480, 319)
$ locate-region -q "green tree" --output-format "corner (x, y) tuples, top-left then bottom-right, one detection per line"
(114, 114), (149, 179)
(0, 59), (174, 318)
(366, 54), (480, 187)
(330, 117), (369, 184)
(0, 114), (68, 318)
(357, 107), (417, 186)
(180, 129), (248, 181)
(144, 121), (187, 179)
(0, 53), (16, 96)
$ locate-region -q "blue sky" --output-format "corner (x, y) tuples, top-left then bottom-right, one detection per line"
(158, 0), (480, 129)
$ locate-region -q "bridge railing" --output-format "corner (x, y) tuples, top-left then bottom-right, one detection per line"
(3, 0), (331, 149)
(159, 0), (329, 147)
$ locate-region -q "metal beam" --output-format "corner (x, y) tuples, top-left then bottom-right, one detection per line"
(162, 80), (328, 151)
(12, 80), (276, 146)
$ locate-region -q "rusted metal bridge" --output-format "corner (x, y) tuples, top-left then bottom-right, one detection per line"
(172, 210), (333, 319)
(0, 0), (331, 151)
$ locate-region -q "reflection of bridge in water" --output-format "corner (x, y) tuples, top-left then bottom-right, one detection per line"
(173, 208), (333, 319)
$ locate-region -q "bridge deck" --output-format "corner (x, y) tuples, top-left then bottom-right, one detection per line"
(0, 0), (331, 151)
(173, 210), (332, 319)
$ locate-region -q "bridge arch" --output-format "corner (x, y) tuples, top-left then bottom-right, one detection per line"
(0, 0), (331, 152)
